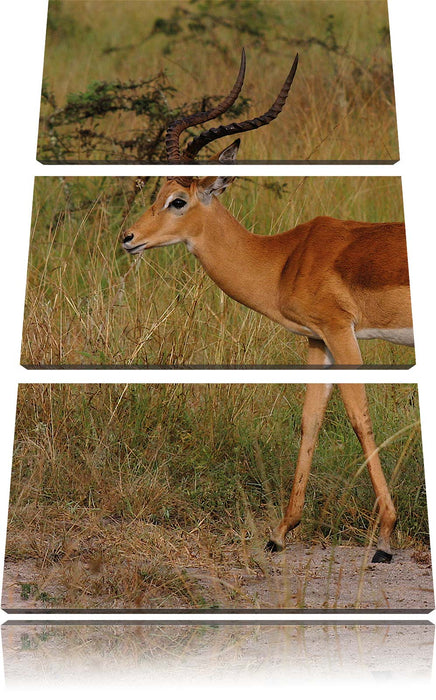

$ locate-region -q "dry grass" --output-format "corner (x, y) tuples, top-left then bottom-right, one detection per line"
(5, 383), (426, 609)
(21, 175), (414, 367)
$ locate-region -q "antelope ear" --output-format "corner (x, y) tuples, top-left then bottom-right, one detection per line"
(197, 139), (239, 202)
(207, 138), (240, 163)
(216, 138), (240, 163)
(197, 174), (236, 202)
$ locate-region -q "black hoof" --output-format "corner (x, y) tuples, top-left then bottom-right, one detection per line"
(372, 549), (393, 563)
(265, 540), (283, 553)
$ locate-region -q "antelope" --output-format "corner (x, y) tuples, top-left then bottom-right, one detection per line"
(122, 51), (413, 563)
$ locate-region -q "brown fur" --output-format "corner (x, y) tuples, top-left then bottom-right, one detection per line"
(334, 221), (409, 289)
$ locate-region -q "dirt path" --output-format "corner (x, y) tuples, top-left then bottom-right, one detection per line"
(2, 544), (433, 611)
(221, 544), (434, 611)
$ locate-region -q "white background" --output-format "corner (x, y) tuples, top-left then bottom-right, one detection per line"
(0, 0), (435, 697)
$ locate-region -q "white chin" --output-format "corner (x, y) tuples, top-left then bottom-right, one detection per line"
(127, 243), (147, 254)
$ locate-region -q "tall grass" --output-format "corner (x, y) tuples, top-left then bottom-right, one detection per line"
(21, 175), (414, 367)
(38, 0), (398, 162)
(6, 383), (425, 608)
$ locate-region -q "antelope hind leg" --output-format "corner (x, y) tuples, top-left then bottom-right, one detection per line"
(321, 328), (396, 562)
(338, 383), (396, 563)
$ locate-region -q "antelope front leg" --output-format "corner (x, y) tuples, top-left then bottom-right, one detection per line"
(338, 383), (396, 563)
(267, 339), (333, 552)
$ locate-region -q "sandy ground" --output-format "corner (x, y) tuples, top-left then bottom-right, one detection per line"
(2, 622), (434, 686)
(2, 544), (433, 612)
(184, 544), (434, 611)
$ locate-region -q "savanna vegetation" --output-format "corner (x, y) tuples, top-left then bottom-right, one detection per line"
(5, 383), (426, 609)
(38, 0), (398, 162)
(21, 175), (414, 368)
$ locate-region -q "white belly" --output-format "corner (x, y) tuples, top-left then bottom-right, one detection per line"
(356, 327), (414, 347)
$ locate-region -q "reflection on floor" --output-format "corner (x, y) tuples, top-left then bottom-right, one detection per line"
(2, 622), (433, 686)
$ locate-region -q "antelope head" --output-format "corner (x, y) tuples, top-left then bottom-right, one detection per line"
(122, 142), (240, 255)
(122, 50), (298, 254)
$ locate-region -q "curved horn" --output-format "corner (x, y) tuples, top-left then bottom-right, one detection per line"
(183, 53), (299, 161)
(165, 48), (246, 163)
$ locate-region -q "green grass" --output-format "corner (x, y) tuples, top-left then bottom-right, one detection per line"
(21, 175), (414, 367)
(38, 0), (398, 162)
(5, 383), (426, 608)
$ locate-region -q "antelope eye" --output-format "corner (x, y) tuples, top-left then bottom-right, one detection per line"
(170, 198), (187, 210)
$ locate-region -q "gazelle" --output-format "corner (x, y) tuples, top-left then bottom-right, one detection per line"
(122, 52), (413, 563)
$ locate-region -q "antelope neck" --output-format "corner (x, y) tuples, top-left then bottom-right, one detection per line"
(188, 199), (292, 318)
